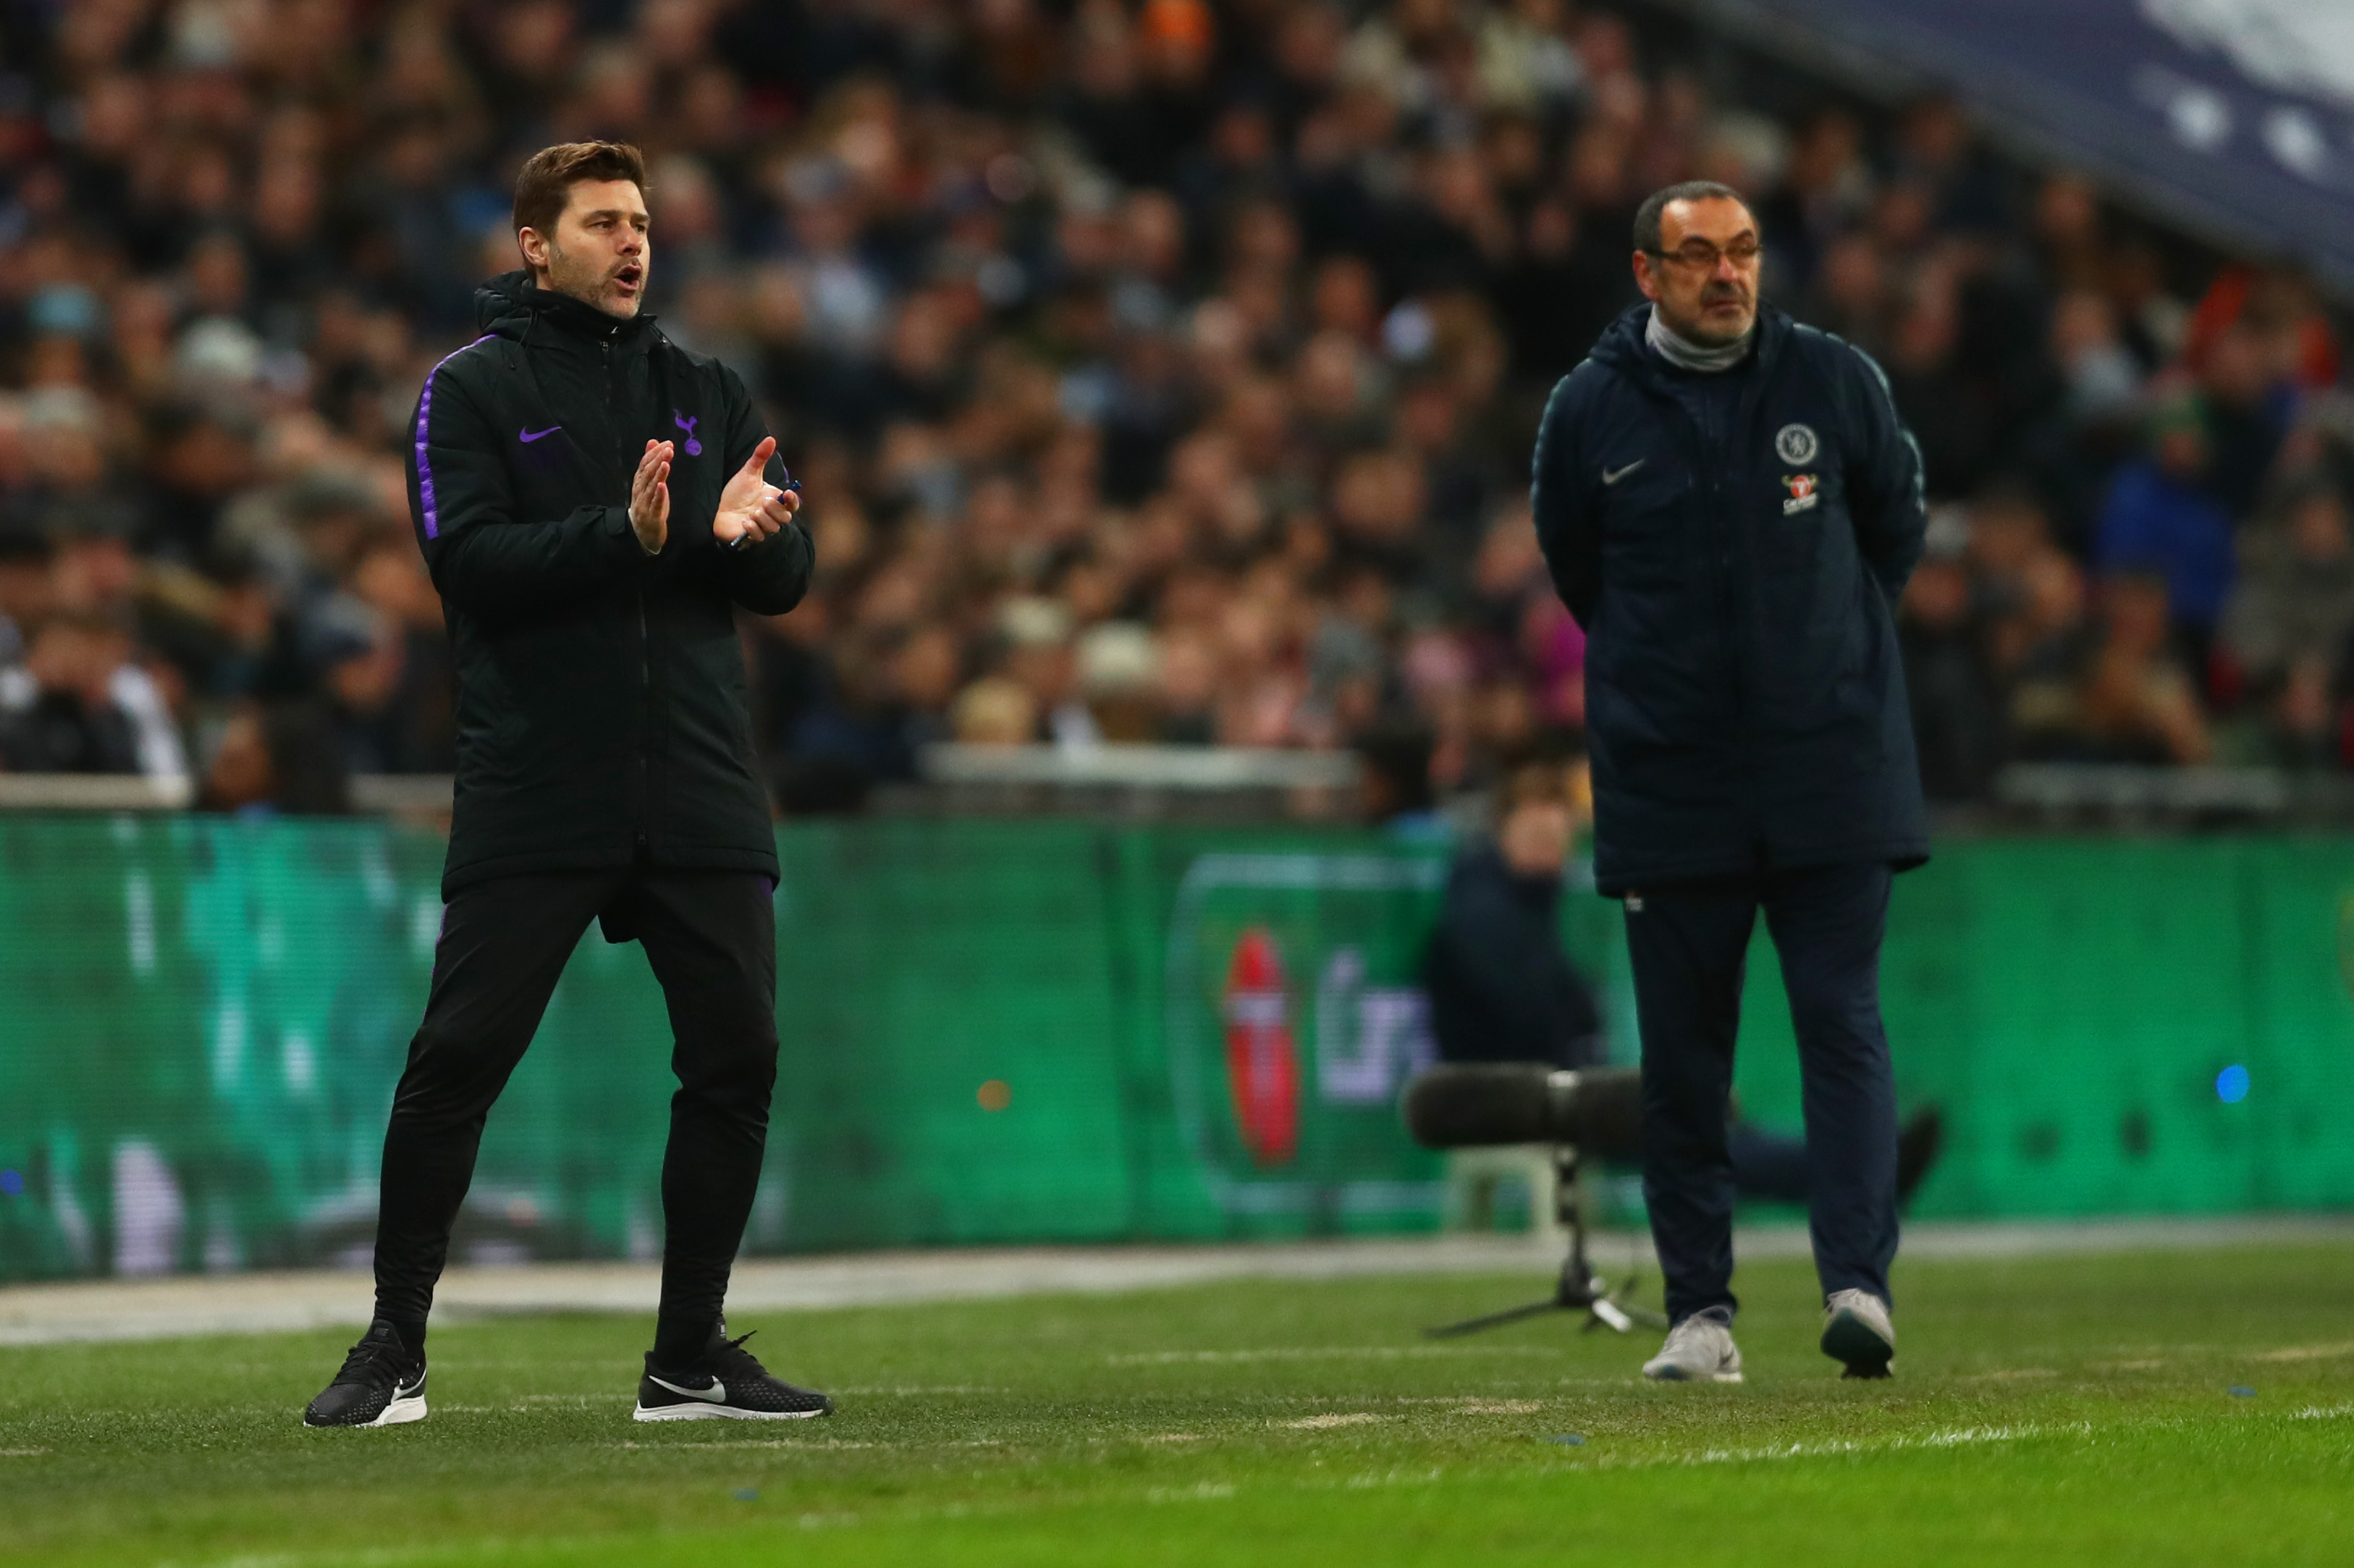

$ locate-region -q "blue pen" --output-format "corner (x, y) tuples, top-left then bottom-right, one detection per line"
(729, 466), (801, 549)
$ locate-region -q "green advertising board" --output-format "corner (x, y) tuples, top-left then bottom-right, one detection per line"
(1157, 851), (1447, 1234)
(0, 815), (2350, 1284)
(759, 825), (1454, 1250)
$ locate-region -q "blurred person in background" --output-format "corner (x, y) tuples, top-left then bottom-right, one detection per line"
(2037, 573), (2211, 765)
(2001, 548), (2098, 756)
(0, 613), (143, 774)
(1424, 749), (1606, 1071)
(198, 698), (353, 817)
(1352, 717), (1443, 837)
(950, 672), (1040, 746)
(1899, 534), (2004, 803)
(2094, 400), (2236, 680)
(1532, 182), (1927, 1384)
(2218, 480), (2354, 767)
(0, 534), (58, 668)
(0, 0), (2325, 806)
(303, 142), (823, 1433)
(773, 620), (958, 810)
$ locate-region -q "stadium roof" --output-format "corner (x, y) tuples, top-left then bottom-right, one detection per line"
(1670, 0), (2354, 295)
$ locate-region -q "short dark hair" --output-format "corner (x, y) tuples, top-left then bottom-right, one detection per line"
(1496, 728), (1585, 813)
(1353, 719), (1435, 821)
(512, 141), (649, 239)
(1632, 180), (1751, 253)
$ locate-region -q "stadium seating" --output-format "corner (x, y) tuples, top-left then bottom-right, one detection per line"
(0, 0), (2347, 813)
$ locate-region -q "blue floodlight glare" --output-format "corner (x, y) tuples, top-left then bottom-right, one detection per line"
(2215, 1065), (2250, 1104)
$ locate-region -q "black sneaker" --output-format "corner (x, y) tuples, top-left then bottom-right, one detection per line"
(633, 1323), (832, 1422)
(303, 1319), (428, 1428)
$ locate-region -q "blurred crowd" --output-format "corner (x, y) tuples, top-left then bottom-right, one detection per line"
(0, 0), (2348, 812)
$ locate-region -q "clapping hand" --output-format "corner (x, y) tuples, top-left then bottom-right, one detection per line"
(628, 439), (672, 553)
(715, 436), (801, 548)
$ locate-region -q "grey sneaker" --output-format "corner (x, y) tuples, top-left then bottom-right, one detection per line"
(1821, 1289), (1896, 1378)
(1642, 1307), (1743, 1383)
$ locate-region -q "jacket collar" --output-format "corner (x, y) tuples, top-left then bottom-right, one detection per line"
(1590, 300), (1789, 392)
(475, 270), (658, 347)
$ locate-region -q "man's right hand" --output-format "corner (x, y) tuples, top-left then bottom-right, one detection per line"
(629, 439), (673, 554)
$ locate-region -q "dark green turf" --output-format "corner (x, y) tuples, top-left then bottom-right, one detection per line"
(3, 1243), (2350, 1566)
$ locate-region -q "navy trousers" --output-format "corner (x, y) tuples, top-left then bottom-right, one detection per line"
(1622, 861), (1899, 1324)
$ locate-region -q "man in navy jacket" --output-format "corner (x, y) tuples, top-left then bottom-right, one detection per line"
(1531, 182), (1928, 1383)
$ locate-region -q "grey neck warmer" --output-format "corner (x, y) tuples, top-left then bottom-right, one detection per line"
(1647, 305), (1753, 374)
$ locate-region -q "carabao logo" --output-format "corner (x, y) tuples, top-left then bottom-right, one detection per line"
(1222, 927), (1300, 1168)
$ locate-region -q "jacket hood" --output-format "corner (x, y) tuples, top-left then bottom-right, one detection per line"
(1588, 300), (1789, 384)
(474, 270), (656, 342)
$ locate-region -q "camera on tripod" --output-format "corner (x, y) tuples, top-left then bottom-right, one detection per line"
(1402, 1063), (1646, 1157)
(1401, 1063), (1665, 1337)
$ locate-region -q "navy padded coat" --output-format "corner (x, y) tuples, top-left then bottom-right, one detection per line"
(1532, 303), (1930, 894)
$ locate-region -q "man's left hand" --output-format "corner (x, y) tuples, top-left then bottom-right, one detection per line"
(714, 436), (801, 547)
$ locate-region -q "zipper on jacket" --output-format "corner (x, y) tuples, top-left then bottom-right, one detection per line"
(1724, 358), (1779, 855)
(601, 340), (615, 458)
(636, 589), (654, 856)
(635, 591), (651, 856)
(610, 329), (649, 858)
(1659, 391), (1747, 730)
(1648, 380), (1758, 846)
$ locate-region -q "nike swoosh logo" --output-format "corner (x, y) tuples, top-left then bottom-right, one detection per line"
(394, 1375), (425, 1399)
(518, 426), (562, 443)
(647, 1373), (728, 1404)
(1602, 460), (1645, 485)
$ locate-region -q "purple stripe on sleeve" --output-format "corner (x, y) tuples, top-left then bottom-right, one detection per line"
(415, 335), (495, 539)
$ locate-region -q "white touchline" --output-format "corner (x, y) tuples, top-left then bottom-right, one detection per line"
(1542, 1422), (2093, 1474)
(1108, 1346), (1557, 1365)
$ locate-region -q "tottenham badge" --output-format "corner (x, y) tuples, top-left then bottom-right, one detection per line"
(1774, 423), (1820, 465)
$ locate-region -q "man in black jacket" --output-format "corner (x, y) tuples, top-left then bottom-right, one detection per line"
(305, 143), (827, 1428)
(1531, 182), (1928, 1383)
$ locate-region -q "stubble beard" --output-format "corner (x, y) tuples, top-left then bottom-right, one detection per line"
(1676, 282), (1755, 347)
(542, 238), (641, 320)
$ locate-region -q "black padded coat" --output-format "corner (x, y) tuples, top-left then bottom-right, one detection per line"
(402, 271), (813, 895)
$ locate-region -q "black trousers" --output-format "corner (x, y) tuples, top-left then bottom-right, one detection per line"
(1622, 861), (1898, 1324)
(372, 867), (778, 1335)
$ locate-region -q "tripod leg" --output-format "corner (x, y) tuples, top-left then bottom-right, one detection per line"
(1423, 1297), (1572, 1339)
(1554, 1145), (1599, 1282)
(1587, 1297), (1636, 1333)
(1419, 1144), (1661, 1338)
(1556, 1145), (1661, 1335)
(1425, 1145), (1589, 1338)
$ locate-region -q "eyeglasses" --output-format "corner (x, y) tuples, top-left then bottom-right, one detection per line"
(1648, 239), (1763, 270)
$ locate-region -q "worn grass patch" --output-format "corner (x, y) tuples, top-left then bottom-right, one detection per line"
(2, 1243), (2349, 1566)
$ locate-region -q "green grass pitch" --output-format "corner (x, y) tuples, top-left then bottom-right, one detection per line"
(2, 1242), (2349, 1567)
